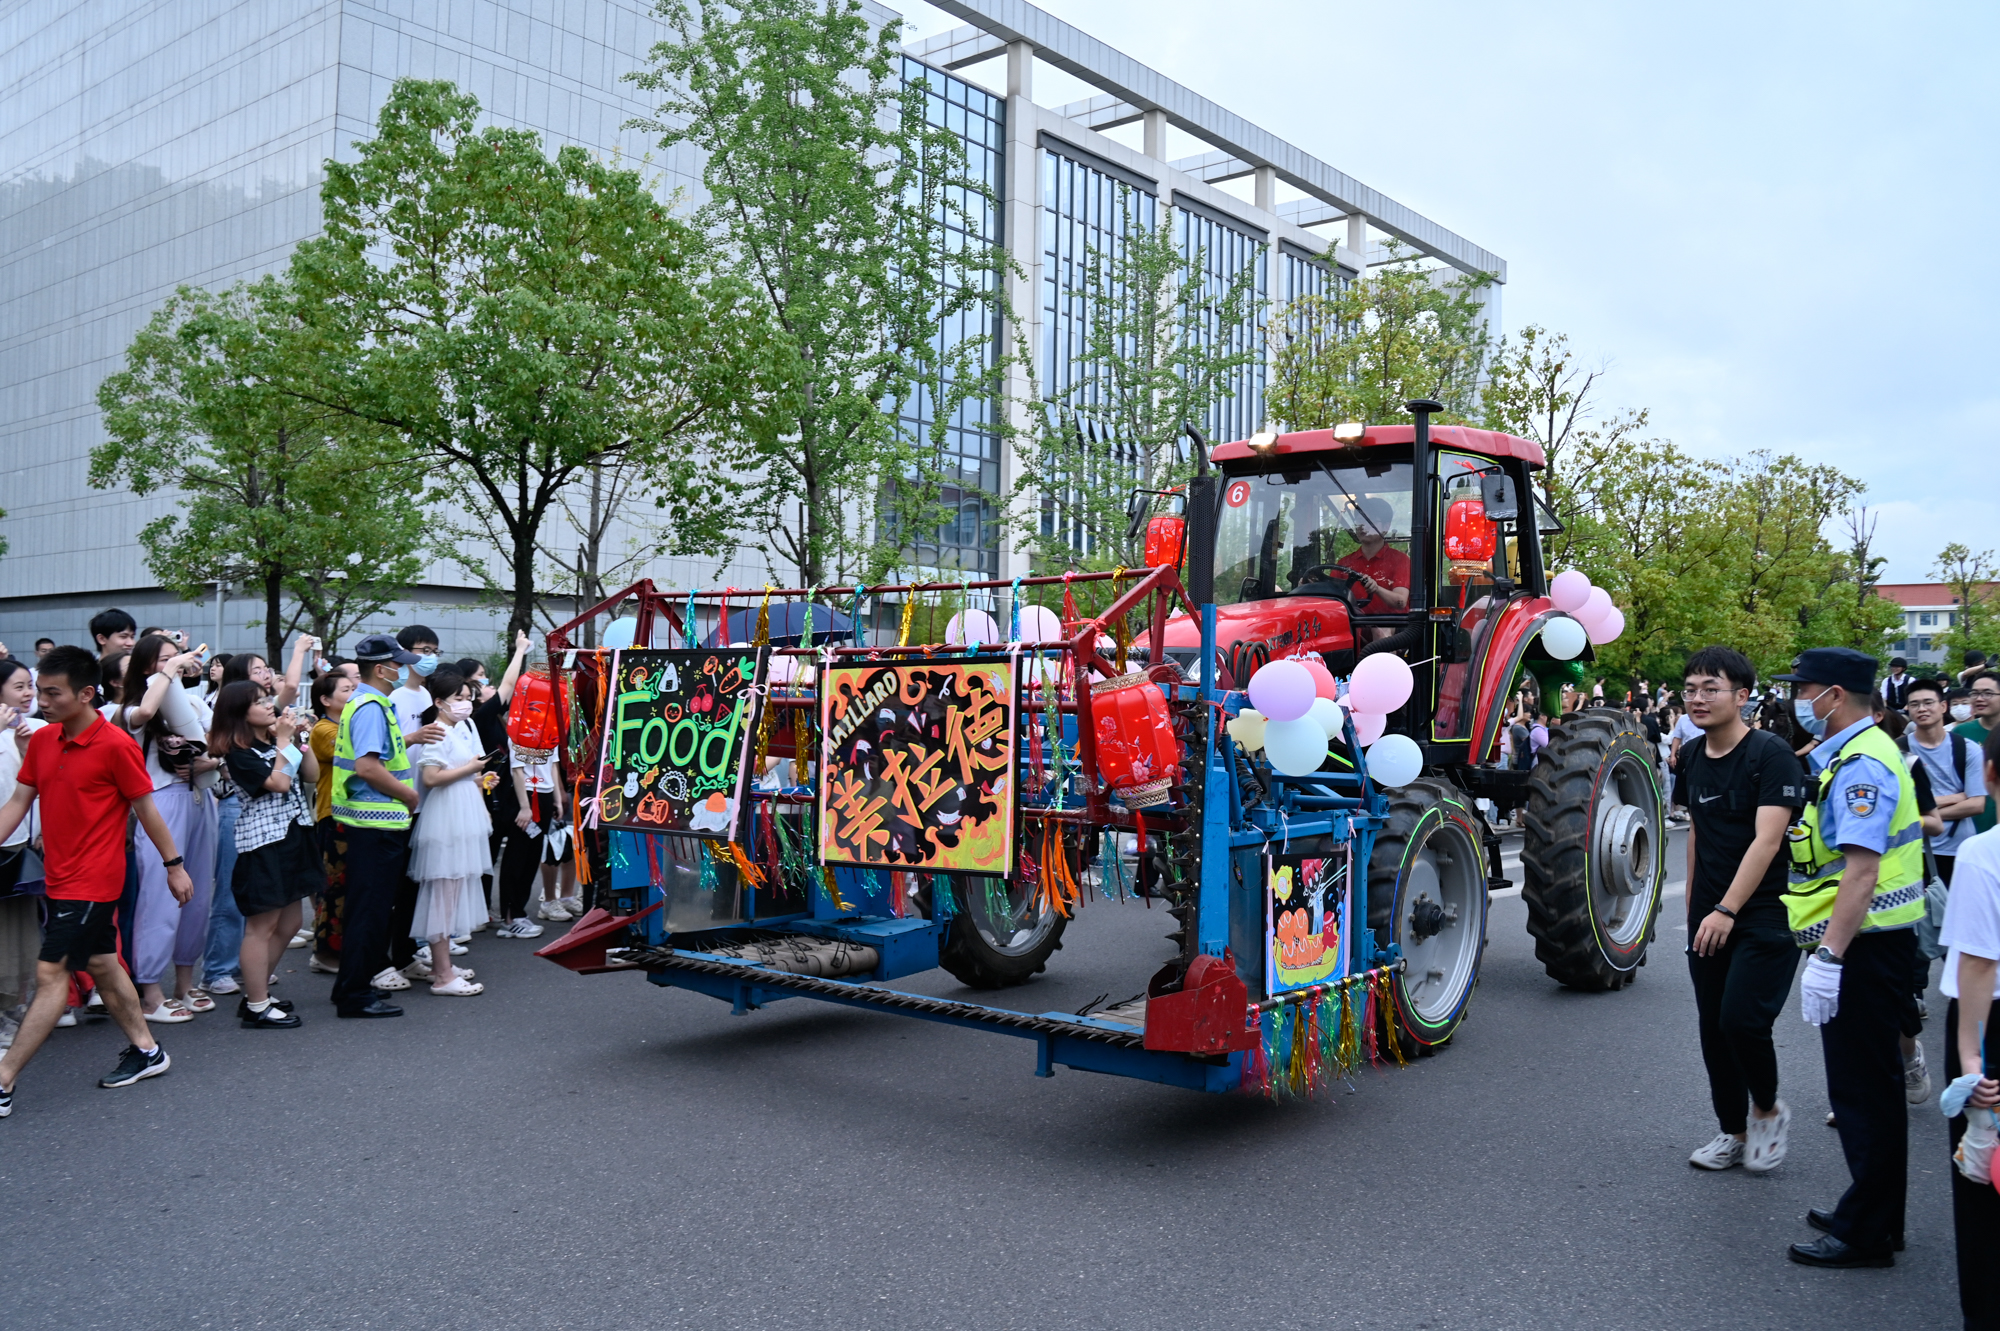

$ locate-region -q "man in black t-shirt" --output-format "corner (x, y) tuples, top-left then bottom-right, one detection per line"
(1678, 646), (1810, 1174)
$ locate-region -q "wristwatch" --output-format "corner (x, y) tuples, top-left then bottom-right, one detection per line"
(161, 855), (184, 869)
(1814, 945), (1843, 966)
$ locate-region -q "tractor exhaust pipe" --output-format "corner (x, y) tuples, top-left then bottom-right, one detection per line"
(1405, 399), (1443, 615)
(1182, 424), (1215, 607)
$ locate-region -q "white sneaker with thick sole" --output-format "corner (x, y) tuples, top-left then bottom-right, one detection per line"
(1744, 1100), (1791, 1173)
(1689, 1133), (1744, 1170)
(206, 975), (241, 995)
(559, 896), (584, 916)
(369, 967), (412, 992)
(1906, 1044), (1933, 1105)
(494, 919), (544, 939)
(538, 902), (573, 922)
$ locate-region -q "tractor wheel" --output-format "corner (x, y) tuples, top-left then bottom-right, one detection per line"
(1366, 779), (1489, 1047)
(1521, 707), (1667, 991)
(922, 873), (1068, 990)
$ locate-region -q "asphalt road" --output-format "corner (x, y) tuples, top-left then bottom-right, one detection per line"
(0, 825), (1965, 1331)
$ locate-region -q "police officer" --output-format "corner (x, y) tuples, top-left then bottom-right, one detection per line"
(1778, 647), (1927, 1268)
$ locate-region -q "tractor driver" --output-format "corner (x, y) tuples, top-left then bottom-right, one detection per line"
(1333, 496), (1411, 615)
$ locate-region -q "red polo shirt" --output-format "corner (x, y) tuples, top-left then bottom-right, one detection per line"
(1336, 544), (1412, 613)
(16, 714), (154, 901)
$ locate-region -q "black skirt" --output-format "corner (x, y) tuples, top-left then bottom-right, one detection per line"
(233, 819), (327, 917)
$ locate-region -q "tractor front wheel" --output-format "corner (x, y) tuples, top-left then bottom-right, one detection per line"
(1521, 707), (1667, 991)
(921, 873), (1068, 990)
(1367, 779), (1489, 1048)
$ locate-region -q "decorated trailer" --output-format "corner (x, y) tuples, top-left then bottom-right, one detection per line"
(535, 403), (1663, 1096)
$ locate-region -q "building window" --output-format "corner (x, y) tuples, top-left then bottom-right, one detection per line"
(1176, 207), (1268, 444)
(1920, 612), (1936, 627)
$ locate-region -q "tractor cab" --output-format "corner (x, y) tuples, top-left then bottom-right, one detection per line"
(1162, 416), (1552, 763)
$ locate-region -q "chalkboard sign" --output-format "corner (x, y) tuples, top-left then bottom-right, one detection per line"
(818, 659), (1016, 875)
(592, 648), (767, 841)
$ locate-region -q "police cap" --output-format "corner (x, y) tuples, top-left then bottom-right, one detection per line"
(1773, 646), (1877, 695)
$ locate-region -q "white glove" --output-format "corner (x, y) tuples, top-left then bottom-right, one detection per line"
(1800, 954), (1843, 1026)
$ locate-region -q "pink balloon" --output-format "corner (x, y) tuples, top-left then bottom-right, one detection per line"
(946, 609), (998, 646)
(1247, 659), (1315, 723)
(1348, 652), (1414, 714)
(1576, 586), (1613, 630)
(1300, 655), (1340, 700)
(1015, 604), (1063, 644)
(1549, 569), (1593, 614)
(1587, 606), (1625, 645)
(1351, 712), (1388, 746)
(768, 654), (798, 684)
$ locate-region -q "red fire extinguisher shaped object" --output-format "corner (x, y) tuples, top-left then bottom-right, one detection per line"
(1144, 513), (1186, 570)
(1443, 497), (1497, 562)
(1090, 672), (1181, 808)
(507, 667), (562, 762)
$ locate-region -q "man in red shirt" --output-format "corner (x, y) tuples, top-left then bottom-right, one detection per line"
(0, 647), (194, 1118)
(1333, 497), (1412, 615)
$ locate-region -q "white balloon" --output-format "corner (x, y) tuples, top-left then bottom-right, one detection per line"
(1365, 733), (1424, 788)
(601, 618), (636, 649)
(946, 608), (999, 646)
(1264, 717), (1330, 776)
(1226, 708), (1268, 752)
(1306, 696), (1346, 740)
(1015, 604), (1063, 645)
(1351, 711), (1388, 746)
(1549, 569), (1593, 614)
(768, 654), (798, 684)
(1540, 615), (1588, 661)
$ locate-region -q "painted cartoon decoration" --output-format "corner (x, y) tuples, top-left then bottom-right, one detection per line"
(592, 648), (767, 841)
(1266, 851), (1351, 995)
(818, 660), (1016, 875)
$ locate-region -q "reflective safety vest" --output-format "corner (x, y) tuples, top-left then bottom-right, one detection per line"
(1782, 721), (1925, 949)
(331, 692), (413, 830)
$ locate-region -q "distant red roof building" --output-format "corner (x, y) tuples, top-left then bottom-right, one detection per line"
(1874, 582), (1997, 663)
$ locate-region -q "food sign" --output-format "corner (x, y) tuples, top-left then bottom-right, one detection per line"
(1265, 850), (1351, 996)
(818, 660), (1015, 875)
(593, 648), (766, 841)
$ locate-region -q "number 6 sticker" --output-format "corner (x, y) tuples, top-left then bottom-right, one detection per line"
(1224, 479), (1251, 508)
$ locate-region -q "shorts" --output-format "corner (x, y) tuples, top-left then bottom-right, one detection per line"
(39, 897), (120, 968)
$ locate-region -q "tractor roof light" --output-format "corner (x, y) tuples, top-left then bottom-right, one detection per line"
(1332, 422), (1366, 444)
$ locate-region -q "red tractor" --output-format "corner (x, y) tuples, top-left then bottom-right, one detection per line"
(1159, 402), (1667, 1007)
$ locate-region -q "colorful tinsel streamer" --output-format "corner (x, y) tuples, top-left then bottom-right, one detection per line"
(1247, 966), (1411, 1102)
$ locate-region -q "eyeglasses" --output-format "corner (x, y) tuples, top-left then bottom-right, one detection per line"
(1684, 686), (1740, 700)
(1908, 698), (1944, 708)
(1973, 689), (2000, 700)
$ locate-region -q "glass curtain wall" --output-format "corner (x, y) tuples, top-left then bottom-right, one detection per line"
(893, 56), (1005, 582)
(1177, 207), (1267, 445)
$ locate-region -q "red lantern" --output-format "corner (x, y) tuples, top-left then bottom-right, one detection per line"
(507, 667), (563, 763)
(1091, 671), (1181, 807)
(1144, 513), (1186, 570)
(1444, 497), (1496, 562)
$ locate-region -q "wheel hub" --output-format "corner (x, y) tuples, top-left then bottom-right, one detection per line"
(1595, 802), (1652, 897)
(1409, 895), (1450, 941)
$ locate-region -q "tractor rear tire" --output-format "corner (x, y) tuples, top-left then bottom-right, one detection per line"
(1367, 779), (1489, 1048)
(925, 873), (1068, 990)
(1521, 707), (1667, 991)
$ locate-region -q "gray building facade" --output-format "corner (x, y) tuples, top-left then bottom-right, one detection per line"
(0, 0), (1502, 657)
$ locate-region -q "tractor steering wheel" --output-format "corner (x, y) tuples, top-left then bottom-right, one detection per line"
(1288, 564), (1366, 599)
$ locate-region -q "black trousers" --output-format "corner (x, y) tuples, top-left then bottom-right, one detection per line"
(496, 823), (541, 922)
(1687, 919), (1799, 1134)
(1945, 999), (2000, 1330)
(333, 825), (410, 1013)
(387, 870), (420, 970)
(1820, 928), (1917, 1253)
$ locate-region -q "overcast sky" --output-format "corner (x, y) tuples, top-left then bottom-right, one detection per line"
(901, 0), (1997, 585)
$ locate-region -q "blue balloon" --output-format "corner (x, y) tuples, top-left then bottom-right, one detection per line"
(601, 617), (637, 649)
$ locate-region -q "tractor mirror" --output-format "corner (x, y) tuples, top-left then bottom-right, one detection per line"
(1478, 472), (1519, 521)
(1126, 490), (1151, 543)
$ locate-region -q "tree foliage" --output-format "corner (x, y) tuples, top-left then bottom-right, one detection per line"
(284, 79), (758, 636)
(1014, 205), (1261, 574)
(1933, 543), (2000, 670)
(630, 0), (1005, 588)
(93, 280), (424, 659)
(1268, 244), (1492, 431)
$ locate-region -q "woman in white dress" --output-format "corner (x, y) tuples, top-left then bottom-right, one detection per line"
(408, 670), (494, 996)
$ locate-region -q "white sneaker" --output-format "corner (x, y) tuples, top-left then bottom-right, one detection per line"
(308, 955), (338, 974)
(559, 896), (584, 916)
(447, 939), (468, 955)
(1689, 1133), (1744, 1170)
(1744, 1100), (1791, 1173)
(538, 902), (573, 922)
(56, 1008), (78, 1028)
(207, 974), (241, 996)
(369, 967), (412, 992)
(1906, 1045), (1933, 1105)
(415, 943), (432, 964)
(494, 919), (544, 939)
(286, 927), (311, 949)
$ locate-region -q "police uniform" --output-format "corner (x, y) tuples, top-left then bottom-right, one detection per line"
(1780, 648), (1925, 1265)
(330, 639), (422, 1018)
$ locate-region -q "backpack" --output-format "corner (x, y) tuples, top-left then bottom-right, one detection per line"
(1509, 723), (1531, 770)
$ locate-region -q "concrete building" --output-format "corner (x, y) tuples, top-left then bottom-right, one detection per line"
(1878, 582), (1993, 668)
(0, 0), (1502, 657)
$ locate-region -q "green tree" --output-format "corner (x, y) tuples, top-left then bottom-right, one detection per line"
(1934, 543), (2000, 670)
(1792, 507), (1905, 657)
(285, 79), (759, 637)
(630, 0), (1005, 588)
(1268, 242), (1493, 430)
(94, 280), (423, 662)
(1015, 204), (1261, 574)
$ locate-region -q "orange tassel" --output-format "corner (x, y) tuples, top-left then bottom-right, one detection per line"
(725, 840), (766, 887)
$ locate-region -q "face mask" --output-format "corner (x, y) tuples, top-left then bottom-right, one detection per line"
(439, 699), (472, 724)
(1794, 692), (1829, 740)
(1953, 703), (1974, 722)
(413, 654), (439, 678)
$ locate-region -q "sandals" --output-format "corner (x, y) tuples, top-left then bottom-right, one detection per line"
(430, 975), (485, 997)
(179, 989), (215, 1014)
(142, 1001), (193, 1024)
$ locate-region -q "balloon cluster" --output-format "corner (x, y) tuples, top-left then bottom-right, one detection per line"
(1232, 652), (1421, 788)
(1548, 569), (1625, 648)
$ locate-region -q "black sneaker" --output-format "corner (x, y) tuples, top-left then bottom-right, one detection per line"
(240, 1003), (302, 1029)
(99, 1044), (170, 1088)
